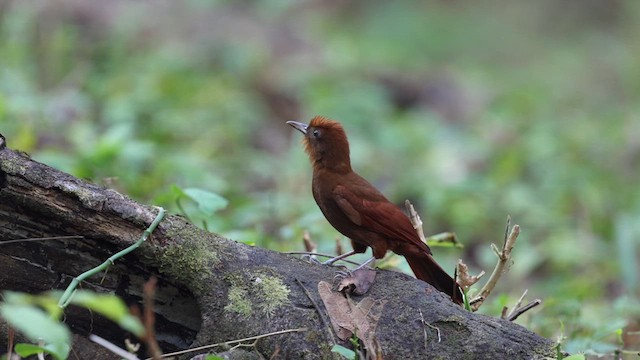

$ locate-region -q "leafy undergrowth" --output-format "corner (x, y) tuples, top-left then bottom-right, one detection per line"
(1, 0), (639, 356)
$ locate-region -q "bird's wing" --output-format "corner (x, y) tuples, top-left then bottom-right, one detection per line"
(333, 183), (430, 252)
(334, 193), (362, 225)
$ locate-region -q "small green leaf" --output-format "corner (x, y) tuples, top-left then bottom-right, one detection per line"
(2, 291), (31, 304)
(615, 327), (623, 343)
(331, 344), (356, 360)
(14, 343), (51, 357)
(70, 291), (144, 336)
(170, 184), (187, 197)
(0, 304), (70, 360)
(562, 354), (585, 360)
(3, 291), (63, 319)
(204, 355), (225, 360)
(183, 187), (228, 215)
(14, 342), (70, 360)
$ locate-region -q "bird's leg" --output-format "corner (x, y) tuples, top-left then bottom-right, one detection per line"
(321, 250), (357, 266)
(333, 256), (377, 282)
(353, 256), (376, 271)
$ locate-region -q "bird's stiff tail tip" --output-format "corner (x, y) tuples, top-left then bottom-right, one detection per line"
(406, 255), (463, 305)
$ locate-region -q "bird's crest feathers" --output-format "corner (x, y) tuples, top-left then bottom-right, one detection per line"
(302, 116), (351, 173)
(309, 116), (346, 132)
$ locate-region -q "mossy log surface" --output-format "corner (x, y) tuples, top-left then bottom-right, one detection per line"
(0, 142), (556, 360)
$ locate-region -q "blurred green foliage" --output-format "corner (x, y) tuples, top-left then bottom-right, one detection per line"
(1, 290), (144, 359)
(1, 0), (639, 355)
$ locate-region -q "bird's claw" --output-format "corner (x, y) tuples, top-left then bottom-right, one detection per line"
(321, 260), (346, 267)
(333, 269), (352, 282)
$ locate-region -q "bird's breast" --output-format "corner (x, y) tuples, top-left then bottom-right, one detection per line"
(311, 176), (359, 238)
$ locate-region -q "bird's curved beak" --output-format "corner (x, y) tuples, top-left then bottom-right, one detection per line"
(286, 121), (308, 135)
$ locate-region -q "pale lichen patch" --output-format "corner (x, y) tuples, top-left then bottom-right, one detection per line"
(224, 270), (291, 318)
(224, 286), (252, 317)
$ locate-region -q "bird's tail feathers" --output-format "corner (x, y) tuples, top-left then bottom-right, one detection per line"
(406, 255), (463, 305)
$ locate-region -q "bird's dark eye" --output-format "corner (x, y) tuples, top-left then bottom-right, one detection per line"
(312, 129), (320, 138)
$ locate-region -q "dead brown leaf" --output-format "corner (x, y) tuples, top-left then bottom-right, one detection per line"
(337, 268), (377, 295)
(318, 281), (354, 340)
(456, 259), (484, 290)
(318, 281), (386, 360)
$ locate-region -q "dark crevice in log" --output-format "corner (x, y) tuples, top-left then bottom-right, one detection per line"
(1, 239), (201, 352)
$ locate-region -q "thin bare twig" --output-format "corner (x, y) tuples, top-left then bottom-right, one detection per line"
(507, 289), (529, 319)
(0, 235), (84, 245)
(501, 306), (508, 319)
(335, 238), (343, 256)
(470, 216), (520, 311)
(469, 296), (484, 306)
(90, 334), (140, 360)
(506, 299), (542, 321)
(7, 327), (13, 360)
(302, 230), (317, 253)
(424, 322), (441, 343)
(418, 309), (441, 346)
(419, 309), (428, 350)
(143, 277), (162, 359)
(145, 328), (307, 360)
(295, 278), (336, 344)
(418, 309), (442, 350)
(405, 200), (427, 243)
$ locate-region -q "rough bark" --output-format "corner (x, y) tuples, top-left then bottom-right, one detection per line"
(0, 141), (556, 360)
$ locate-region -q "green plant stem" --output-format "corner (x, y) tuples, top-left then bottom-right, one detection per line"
(57, 207), (166, 308)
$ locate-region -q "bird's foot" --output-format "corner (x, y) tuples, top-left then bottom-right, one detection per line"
(321, 259), (350, 267)
(333, 269), (353, 282)
(335, 267), (377, 295)
(332, 262), (375, 282)
(332, 256), (376, 281)
(320, 250), (357, 266)
(301, 254), (323, 265)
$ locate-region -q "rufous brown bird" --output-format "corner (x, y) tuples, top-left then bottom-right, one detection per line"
(288, 116), (462, 304)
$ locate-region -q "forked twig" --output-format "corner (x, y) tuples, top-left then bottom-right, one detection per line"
(504, 290), (542, 322)
(507, 300), (542, 321)
(418, 309), (441, 348)
(506, 289), (529, 318)
(470, 216), (520, 311)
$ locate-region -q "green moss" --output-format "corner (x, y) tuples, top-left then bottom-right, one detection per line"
(254, 272), (290, 317)
(224, 286), (253, 316)
(223, 270), (291, 318)
(158, 235), (219, 294)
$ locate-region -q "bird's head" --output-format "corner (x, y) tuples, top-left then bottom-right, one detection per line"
(287, 116), (352, 173)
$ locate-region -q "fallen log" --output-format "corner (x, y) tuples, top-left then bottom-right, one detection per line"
(0, 138), (556, 359)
